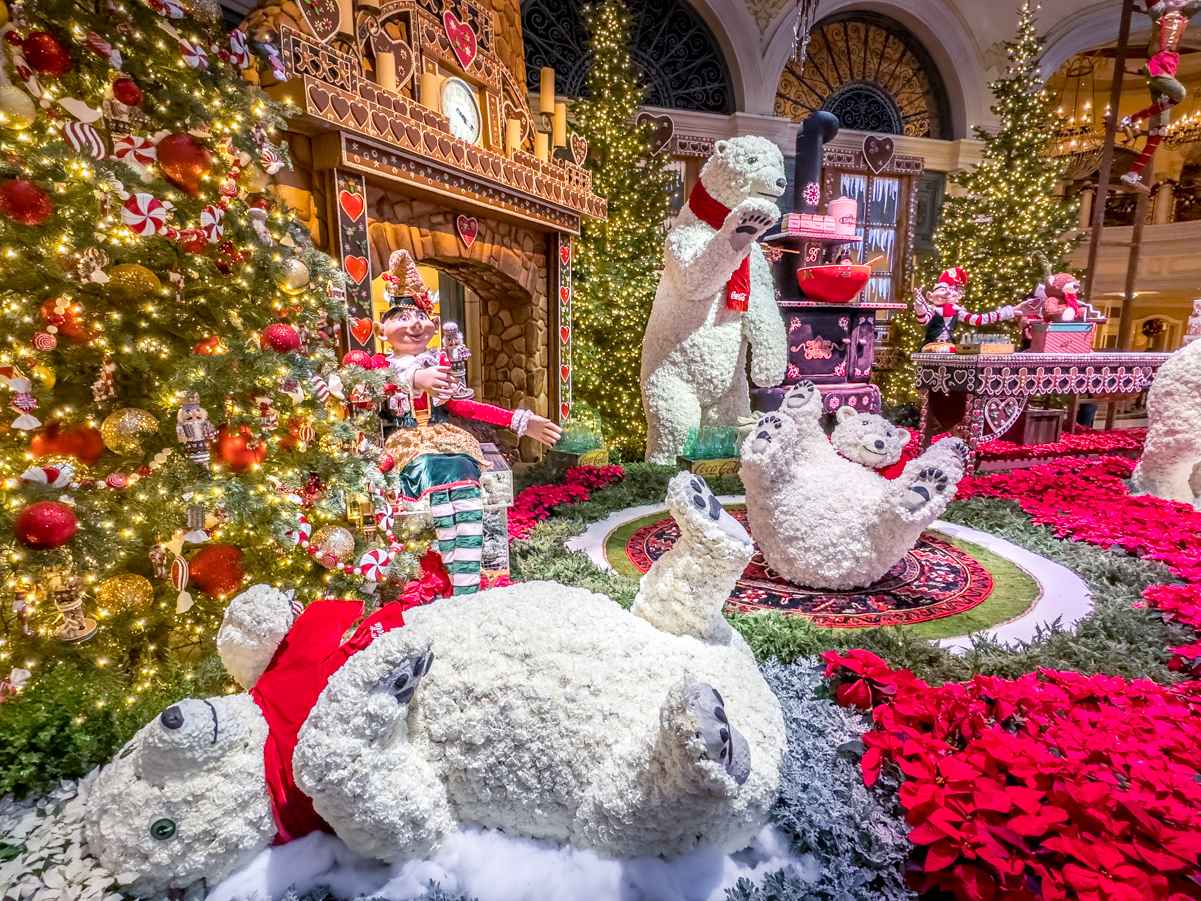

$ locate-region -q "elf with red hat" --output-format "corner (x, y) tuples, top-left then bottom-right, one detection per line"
(913, 267), (1020, 352)
(377, 250), (561, 594)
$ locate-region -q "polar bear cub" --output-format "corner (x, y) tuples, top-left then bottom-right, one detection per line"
(641, 135), (789, 464)
(830, 405), (911, 469)
(741, 381), (968, 590)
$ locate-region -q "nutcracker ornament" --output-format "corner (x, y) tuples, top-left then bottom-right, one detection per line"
(377, 250), (561, 594)
(47, 570), (97, 643)
(1120, 1), (1201, 190)
(441, 321), (473, 399)
(176, 392), (217, 465)
(912, 267), (1019, 352)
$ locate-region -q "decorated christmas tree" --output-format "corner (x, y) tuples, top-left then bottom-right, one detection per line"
(571, 0), (672, 457)
(877, 0), (1079, 406)
(0, 0), (403, 776)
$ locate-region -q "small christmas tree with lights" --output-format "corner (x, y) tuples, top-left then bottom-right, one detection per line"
(0, 0), (399, 784)
(571, 0), (673, 457)
(878, 0), (1079, 406)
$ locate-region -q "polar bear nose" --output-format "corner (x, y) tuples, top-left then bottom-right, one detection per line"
(874, 439), (885, 451)
(775, 177), (787, 189)
(160, 706), (184, 730)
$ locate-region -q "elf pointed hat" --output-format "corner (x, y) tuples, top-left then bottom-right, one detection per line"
(937, 267), (969, 291)
(382, 250), (433, 318)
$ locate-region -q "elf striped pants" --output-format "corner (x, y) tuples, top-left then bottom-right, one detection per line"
(429, 483), (484, 595)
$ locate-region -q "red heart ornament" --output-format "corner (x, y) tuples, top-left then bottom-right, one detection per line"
(559, 286), (570, 304)
(560, 364), (570, 381)
(455, 214), (478, 248)
(559, 325), (570, 343)
(560, 402), (570, 418)
(559, 244), (571, 265)
(339, 190), (365, 221)
(443, 11), (478, 70)
(343, 255), (369, 284)
(349, 317), (374, 344)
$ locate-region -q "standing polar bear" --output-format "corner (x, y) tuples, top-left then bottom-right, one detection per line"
(83, 474), (785, 897)
(642, 135), (789, 464)
(1131, 338), (1201, 508)
(741, 381), (969, 590)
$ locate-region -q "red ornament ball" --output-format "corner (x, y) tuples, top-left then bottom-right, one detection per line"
(341, 349), (371, 368)
(260, 322), (301, 353)
(112, 76), (142, 107)
(215, 424), (267, 472)
(0, 179), (54, 226)
(370, 353), (390, 370)
(40, 297), (89, 343)
(377, 452), (395, 474)
(192, 335), (224, 355)
(156, 132), (212, 196)
(105, 472), (129, 490)
(15, 500), (78, 549)
(188, 543), (245, 597)
(178, 228), (208, 254)
(31, 422), (105, 465)
(22, 32), (72, 76)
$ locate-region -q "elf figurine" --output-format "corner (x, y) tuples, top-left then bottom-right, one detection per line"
(378, 250), (561, 595)
(913, 268), (1019, 352)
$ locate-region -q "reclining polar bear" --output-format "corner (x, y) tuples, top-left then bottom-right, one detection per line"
(741, 381), (968, 590)
(83, 473), (785, 897)
(1131, 338), (1201, 509)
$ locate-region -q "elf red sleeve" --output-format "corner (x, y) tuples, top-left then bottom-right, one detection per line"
(445, 397), (517, 429)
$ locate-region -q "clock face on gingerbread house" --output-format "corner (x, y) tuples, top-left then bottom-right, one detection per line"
(442, 77), (482, 145)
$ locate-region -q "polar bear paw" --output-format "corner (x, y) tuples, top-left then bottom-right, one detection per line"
(686, 682), (750, 786)
(745, 412), (790, 460)
(779, 380), (822, 422)
(386, 647), (435, 705)
(902, 466), (951, 512)
(726, 199), (779, 251)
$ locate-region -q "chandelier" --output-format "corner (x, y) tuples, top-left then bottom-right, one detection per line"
(1049, 55), (1109, 180)
(1166, 106), (1201, 147)
(792, 0), (821, 73)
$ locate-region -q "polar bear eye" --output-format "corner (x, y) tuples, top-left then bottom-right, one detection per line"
(746, 156), (758, 164)
(149, 818), (176, 840)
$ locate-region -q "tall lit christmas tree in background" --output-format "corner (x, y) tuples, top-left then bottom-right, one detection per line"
(571, 0), (672, 457)
(0, 0), (401, 789)
(878, 0), (1079, 406)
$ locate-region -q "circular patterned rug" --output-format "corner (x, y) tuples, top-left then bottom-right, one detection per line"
(622, 508), (994, 628)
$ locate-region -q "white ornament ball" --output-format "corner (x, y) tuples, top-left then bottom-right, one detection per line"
(276, 258), (310, 295)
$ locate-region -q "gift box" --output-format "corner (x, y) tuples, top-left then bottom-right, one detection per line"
(1028, 322), (1096, 354)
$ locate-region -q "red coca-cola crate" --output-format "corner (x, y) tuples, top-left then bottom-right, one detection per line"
(1028, 322), (1096, 354)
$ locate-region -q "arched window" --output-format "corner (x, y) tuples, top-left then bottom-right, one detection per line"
(520, 0), (734, 114)
(776, 13), (951, 139)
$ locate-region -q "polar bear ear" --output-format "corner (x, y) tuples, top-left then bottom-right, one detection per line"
(835, 405), (858, 424)
(714, 139), (729, 157)
(896, 428), (912, 448)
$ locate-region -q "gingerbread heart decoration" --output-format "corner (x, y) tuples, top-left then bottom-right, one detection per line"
(559, 244), (571, 266)
(338, 189), (364, 222)
(863, 135), (895, 175)
(559, 325), (570, 343)
(569, 133), (588, 166)
(343, 255), (369, 284)
(349, 317), (374, 345)
(443, 11), (477, 70)
(560, 402), (571, 419)
(636, 112), (674, 153)
(455, 214), (478, 248)
(559, 286), (570, 304)
(560, 364), (570, 381)
(298, 0), (339, 43)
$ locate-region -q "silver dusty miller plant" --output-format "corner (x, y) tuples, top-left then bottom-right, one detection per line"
(725, 659), (914, 901)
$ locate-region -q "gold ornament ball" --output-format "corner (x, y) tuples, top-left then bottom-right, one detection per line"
(108, 263), (162, 301)
(0, 86), (36, 130)
(32, 362), (55, 390)
(100, 408), (159, 456)
(276, 258), (311, 295)
(95, 573), (154, 612)
(310, 524), (355, 568)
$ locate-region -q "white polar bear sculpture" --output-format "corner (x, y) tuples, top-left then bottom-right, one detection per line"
(83, 474), (785, 897)
(830, 405), (911, 470)
(641, 135), (789, 464)
(741, 382), (969, 590)
(1131, 338), (1201, 508)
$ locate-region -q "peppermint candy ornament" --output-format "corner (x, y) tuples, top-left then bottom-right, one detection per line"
(200, 204), (223, 243)
(62, 121), (106, 159)
(285, 516), (312, 546)
(357, 547), (392, 582)
(85, 31), (123, 68)
(20, 463), (75, 487)
(6, 378), (39, 430)
(258, 145), (284, 175)
(121, 192), (168, 236)
(32, 331), (57, 351)
(112, 134), (157, 169)
(374, 503), (396, 533)
(179, 39), (208, 70)
(226, 29), (251, 68)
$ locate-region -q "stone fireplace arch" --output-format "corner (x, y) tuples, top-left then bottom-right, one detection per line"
(367, 191), (552, 458)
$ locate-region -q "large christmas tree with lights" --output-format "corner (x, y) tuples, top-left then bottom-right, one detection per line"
(878, 0), (1079, 406)
(571, 0), (672, 457)
(0, 0), (407, 789)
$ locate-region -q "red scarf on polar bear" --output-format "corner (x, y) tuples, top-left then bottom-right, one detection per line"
(250, 600), (405, 844)
(688, 180), (751, 313)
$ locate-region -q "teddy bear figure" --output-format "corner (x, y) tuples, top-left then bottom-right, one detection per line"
(84, 476), (786, 896)
(741, 381), (969, 590)
(830, 405), (911, 470)
(641, 135), (789, 464)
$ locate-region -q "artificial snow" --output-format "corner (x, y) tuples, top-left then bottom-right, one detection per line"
(208, 824), (819, 901)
